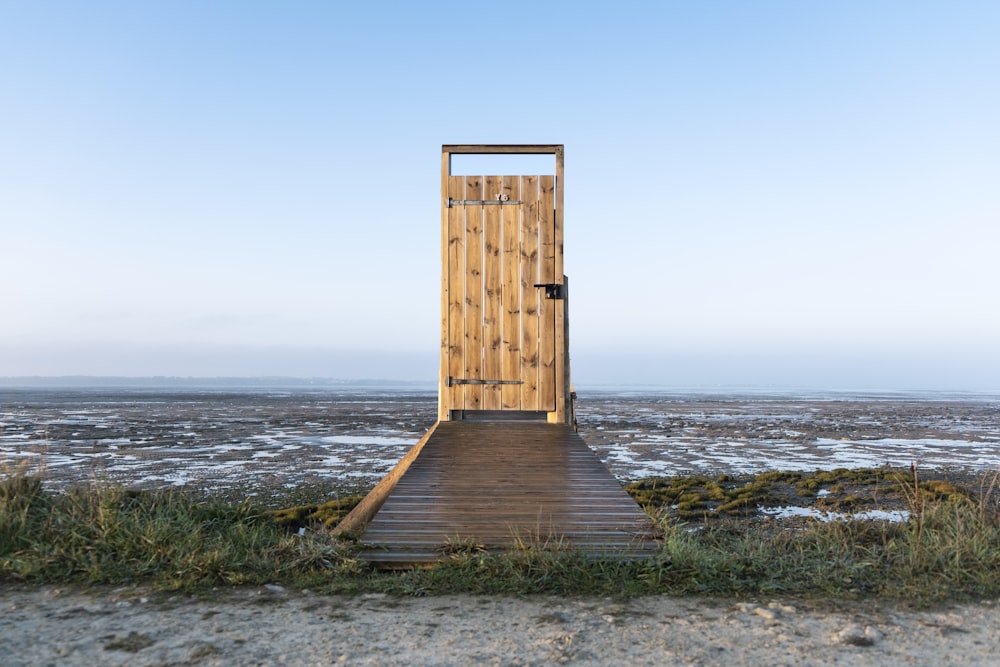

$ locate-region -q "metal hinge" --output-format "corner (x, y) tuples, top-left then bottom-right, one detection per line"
(448, 378), (524, 386)
(447, 196), (522, 207)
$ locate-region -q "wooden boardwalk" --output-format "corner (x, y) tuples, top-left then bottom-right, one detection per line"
(356, 421), (659, 566)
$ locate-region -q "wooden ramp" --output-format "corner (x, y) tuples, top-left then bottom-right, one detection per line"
(355, 421), (660, 566)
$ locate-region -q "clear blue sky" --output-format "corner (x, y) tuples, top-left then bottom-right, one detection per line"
(2, 1), (998, 390)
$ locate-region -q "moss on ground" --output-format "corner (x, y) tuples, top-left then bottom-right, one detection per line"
(625, 467), (978, 521)
(268, 495), (366, 531)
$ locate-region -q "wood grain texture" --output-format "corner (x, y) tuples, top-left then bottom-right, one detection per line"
(443, 144), (563, 154)
(331, 422), (440, 537)
(439, 145), (566, 421)
(482, 176), (503, 410)
(553, 150), (566, 422)
(463, 177), (484, 410)
(538, 175), (556, 412)
(439, 152), (451, 420)
(501, 175), (522, 409)
(446, 175), (467, 413)
(519, 176), (540, 410)
(358, 422), (659, 565)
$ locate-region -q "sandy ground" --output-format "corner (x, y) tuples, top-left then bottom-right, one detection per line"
(3, 585), (1000, 666)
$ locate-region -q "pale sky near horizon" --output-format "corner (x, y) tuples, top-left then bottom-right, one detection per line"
(2, 1), (998, 390)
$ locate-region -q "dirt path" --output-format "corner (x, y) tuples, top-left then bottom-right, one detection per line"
(3, 586), (999, 666)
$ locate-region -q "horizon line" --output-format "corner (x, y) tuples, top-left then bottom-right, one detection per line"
(1, 375), (998, 397)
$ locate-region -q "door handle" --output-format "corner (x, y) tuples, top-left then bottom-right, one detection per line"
(534, 283), (564, 299)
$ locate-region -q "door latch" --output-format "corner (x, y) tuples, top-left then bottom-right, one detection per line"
(534, 283), (564, 299)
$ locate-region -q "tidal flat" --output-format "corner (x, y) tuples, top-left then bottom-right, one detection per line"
(2, 386), (998, 507)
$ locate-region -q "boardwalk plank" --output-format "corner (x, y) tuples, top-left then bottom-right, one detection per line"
(358, 421), (659, 565)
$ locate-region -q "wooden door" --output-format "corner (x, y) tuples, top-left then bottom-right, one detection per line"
(442, 173), (560, 416)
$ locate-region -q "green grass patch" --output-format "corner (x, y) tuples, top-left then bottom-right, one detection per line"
(3, 466), (1000, 604)
(0, 468), (363, 591)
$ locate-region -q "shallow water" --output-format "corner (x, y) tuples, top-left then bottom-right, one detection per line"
(577, 391), (1000, 479)
(2, 387), (999, 496)
(0, 388), (434, 495)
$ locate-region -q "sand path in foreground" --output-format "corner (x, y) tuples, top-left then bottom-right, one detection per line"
(2, 586), (999, 666)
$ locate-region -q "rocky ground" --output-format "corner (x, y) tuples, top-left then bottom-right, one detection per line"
(3, 585), (999, 666)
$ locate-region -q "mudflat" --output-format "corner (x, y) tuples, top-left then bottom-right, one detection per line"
(2, 388), (998, 500)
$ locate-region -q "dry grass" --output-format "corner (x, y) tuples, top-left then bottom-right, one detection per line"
(2, 465), (999, 603)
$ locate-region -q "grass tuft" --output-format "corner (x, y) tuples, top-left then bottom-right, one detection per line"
(3, 465), (1000, 603)
(267, 495), (366, 531)
(0, 468), (358, 590)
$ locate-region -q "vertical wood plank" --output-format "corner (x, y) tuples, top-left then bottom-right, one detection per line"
(501, 175), (521, 409)
(463, 176), (484, 410)
(519, 175), (540, 411)
(481, 176), (503, 410)
(553, 148), (567, 423)
(439, 150), (451, 420)
(538, 175), (556, 412)
(553, 147), (565, 283)
(538, 175), (556, 284)
(446, 175), (466, 413)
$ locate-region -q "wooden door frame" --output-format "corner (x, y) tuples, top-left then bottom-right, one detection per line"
(439, 145), (569, 424)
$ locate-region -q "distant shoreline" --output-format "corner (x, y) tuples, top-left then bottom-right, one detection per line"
(1, 376), (998, 401)
(0, 376), (436, 390)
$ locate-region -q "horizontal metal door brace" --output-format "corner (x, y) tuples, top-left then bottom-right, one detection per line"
(448, 378), (524, 386)
(447, 198), (522, 207)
